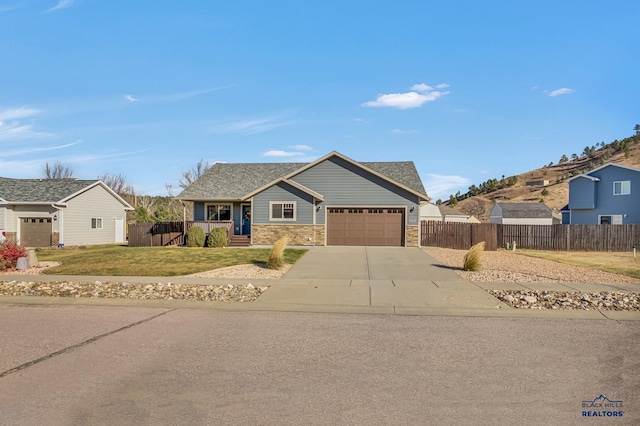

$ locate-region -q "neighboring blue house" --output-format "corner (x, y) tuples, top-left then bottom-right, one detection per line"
(562, 163), (640, 225)
(178, 151), (429, 246)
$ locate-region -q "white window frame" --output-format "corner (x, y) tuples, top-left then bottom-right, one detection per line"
(269, 201), (296, 221)
(205, 204), (232, 221)
(613, 181), (630, 195)
(91, 217), (103, 229)
(598, 215), (623, 225)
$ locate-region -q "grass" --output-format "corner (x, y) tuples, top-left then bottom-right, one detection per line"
(516, 249), (640, 279)
(35, 245), (307, 276)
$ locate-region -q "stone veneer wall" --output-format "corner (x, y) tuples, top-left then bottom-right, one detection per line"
(406, 225), (419, 247)
(252, 224), (326, 246)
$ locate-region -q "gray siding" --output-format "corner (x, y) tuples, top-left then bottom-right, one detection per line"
(63, 185), (128, 245)
(290, 157), (421, 225)
(253, 182), (314, 224)
(570, 167), (640, 224)
(0, 207), (5, 230)
(569, 177), (596, 209)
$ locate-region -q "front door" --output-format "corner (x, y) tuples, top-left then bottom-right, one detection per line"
(242, 205), (251, 235)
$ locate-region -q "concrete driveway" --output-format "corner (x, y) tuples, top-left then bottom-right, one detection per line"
(254, 246), (507, 311)
(282, 246), (462, 281)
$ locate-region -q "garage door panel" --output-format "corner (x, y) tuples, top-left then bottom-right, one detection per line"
(327, 208), (404, 246)
(20, 218), (52, 247)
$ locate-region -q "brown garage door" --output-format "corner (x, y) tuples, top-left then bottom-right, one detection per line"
(20, 218), (52, 247)
(327, 208), (404, 246)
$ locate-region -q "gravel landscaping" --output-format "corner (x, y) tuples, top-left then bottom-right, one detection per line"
(0, 280), (268, 302)
(424, 247), (640, 285)
(490, 289), (639, 311)
(425, 247), (640, 311)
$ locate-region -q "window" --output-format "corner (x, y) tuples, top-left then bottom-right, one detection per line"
(206, 204), (231, 221)
(599, 215), (623, 225)
(270, 202), (296, 221)
(91, 218), (103, 229)
(613, 181), (630, 195)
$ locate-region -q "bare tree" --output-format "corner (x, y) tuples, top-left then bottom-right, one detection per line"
(43, 161), (74, 179)
(98, 173), (134, 195)
(137, 195), (157, 212)
(179, 159), (211, 189)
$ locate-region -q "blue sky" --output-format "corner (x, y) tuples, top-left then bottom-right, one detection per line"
(1, 1), (638, 199)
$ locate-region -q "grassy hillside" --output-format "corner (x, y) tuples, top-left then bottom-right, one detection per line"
(450, 132), (640, 222)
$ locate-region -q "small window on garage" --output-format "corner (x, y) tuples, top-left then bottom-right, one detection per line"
(270, 202), (296, 221)
(91, 218), (103, 229)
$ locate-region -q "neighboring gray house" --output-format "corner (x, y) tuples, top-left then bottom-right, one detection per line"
(563, 163), (640, 225)
(489, 202), (553, 225)
(0, 178), (133, 247)
(419, 203), (470, 223)
(178, 151), (430, 246)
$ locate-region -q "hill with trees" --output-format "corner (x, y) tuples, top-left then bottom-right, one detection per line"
(445, 127), (640, 222)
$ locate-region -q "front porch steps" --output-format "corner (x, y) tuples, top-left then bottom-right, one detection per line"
(229, 235), (251, 247)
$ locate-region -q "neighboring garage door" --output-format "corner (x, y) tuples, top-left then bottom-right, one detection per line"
(327, 208), (404, 246)
(20, 218), (52, 247)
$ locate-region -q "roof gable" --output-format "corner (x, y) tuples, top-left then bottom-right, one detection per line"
(178, 151), (429, 201)
(565, 162), (640, 183)
(0, 177), (133, 209)
(494, 202), (552, 218)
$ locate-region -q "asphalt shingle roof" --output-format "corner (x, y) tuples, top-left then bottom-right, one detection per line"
(177, 158), (428, 200)
(0, 178), (99, 203)
(496, 202), (552, 218)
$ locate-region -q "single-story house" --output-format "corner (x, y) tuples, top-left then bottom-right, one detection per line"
(0, 178), (133, 247)
(489, 202), (553, 225)
(419, 203), (470, 223)
(178, 151), (430, 246)
(563, 163), (640, 225)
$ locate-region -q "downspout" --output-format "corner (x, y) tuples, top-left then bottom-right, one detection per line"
(51, 203), (65, 246)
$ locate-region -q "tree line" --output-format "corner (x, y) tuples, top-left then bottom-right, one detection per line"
(40, 159), (212, 223)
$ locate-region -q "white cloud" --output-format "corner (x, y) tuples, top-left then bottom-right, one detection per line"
(531, 85), (538, 91)
(289, 144), (312, 151)
(125, 94), (138, 103)
(423, 174), (471, 199)
(435, 83), (450, 89)
(47, 0), (73, 12)
(363, 83), (450, 109)
(211, 111), (295, 135)
(411, 83), (434, 92)
(0, 107), (40, 121)
(4, 141), (82, 157)
(549, 88), (574, 97)
(391, 129), (417, 134)
(0, 122), (52, 141)
(262, 150), (306, 157)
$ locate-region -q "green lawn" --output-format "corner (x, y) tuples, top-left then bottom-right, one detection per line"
(35, 245), (307, 276)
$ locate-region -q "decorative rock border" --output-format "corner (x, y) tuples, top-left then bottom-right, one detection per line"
(0, 280), (267, 302)
(489, 289), (640, 311)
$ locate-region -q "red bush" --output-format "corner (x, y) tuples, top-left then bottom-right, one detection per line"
(0, 243), (28, 270)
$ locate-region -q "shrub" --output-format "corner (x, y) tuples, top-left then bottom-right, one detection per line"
(185, 226), (206, 247)
(207, 227), (228, 248)
(0, 243), (28, 270)
(266, 236), (288, 270)
(463, 241), (485, 271)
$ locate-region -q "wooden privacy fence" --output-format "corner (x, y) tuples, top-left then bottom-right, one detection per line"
(421, 221), (640, 252)
(127, 221), (233, 247)
(421, 222), (498, 251)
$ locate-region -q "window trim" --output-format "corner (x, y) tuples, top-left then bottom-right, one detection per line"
(613, 180), (630, 195)
(91, 217), (103, 229)
(599, 214), (623, 225)
(205, 203), (232, 221)
(269, 201), (297, 221)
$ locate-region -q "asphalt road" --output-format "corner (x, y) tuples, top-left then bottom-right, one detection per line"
(0, 303), (638, 425)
